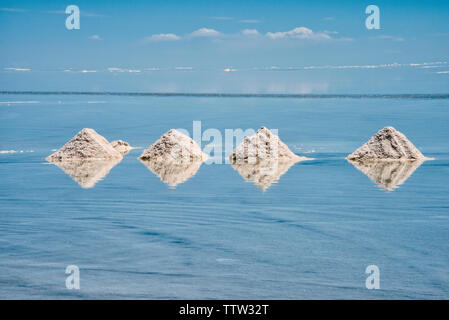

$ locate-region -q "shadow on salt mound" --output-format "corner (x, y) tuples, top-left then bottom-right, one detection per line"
(139, 158), (205, 188)
(230, 158), (302, 191)
(348, 159), (424, 191)
(48, 158), (122, 188)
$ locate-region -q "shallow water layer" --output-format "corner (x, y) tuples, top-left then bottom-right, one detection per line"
(0, 95), (448, 299)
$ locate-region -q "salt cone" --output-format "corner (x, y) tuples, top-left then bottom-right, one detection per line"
(46, 128), (122, 161)
(229, 126), (311, 164)
(139, 129), (207, 163)
(347, 127), (429, 161)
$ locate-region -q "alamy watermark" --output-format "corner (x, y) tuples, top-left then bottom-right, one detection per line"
(65, 265), (80, 290)
(165, 121), (279, 165)
(365, 265), (380, 289)
(365, 5), (380, 30)
(65, 5), (80, 30)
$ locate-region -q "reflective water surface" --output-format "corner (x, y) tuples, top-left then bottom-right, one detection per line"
(0, 95), (448, 299)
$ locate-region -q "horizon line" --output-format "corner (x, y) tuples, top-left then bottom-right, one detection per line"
(1, 91), (449, 99)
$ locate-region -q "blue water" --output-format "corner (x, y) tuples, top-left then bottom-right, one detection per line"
(1, 95), (449, 299)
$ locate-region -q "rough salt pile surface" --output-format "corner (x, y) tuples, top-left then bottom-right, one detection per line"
(229, 126), (311, 163)
(139, 129), (207, 163)
(46, 128), (122, 161)
(347, 127), (428, 161)
(110, 140), (132, 155)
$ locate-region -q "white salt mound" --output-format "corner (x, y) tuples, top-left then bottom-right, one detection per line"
(110, 140), (132, 155)
(46, 128), (122, 161)
(229, 126), (311, 163)
(347, 126), (429, 161)
(139, 129), (207, 162)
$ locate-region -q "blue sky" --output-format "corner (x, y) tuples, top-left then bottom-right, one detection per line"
(0, 0), (448, 93)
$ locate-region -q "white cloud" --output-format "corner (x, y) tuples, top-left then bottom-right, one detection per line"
(266, 27), (331, 40)
(242, 29), (259, 36)
(89, 35), (102, 40)
(436, 71), (449, 74)
(146, 33), (181, 42)
(4, 67), (31, 71)
(210, 16), (233, 20)
(323, 17), (335, 21)
(0, 8), (26, 12)
(190, 28), (221, 38)
(239, 19), (261, 24)
(374, 35), (405, 42)
(43, 10), (104, 17)
(108, 67), (141, 73)
(108, 67), (125, 72)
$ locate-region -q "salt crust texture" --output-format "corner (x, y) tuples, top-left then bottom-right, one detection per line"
(139, 129), (207, 163)
(111, 140), (132, 155)
(229, 126), (311, 163)
(347, 127), (427, 161)
(46, 128), (122, 161)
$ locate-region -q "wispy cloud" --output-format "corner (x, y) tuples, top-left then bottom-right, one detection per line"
(436, 71), (449, 74)
(81, 11), (104, 17)
(146, 33), (181, 42)
(4, 67), (31, 71)
(374, 35), (405, 42)
(323, 17), (335, 21)
(252, 61), (447, 71)
(89, 35), (102, 40)
(43, 10), (104, 17)
(241, 29), (260, 36)
(266, 27), (331, 40)
(210, 16), (233, 21)
(0, 8), (26, 12)
(107, 67), (141, 73)
(239, 19), (261, 24)
(190, 28), (222, 38)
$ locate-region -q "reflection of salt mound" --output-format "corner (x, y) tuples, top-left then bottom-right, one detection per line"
(347, 127), (429, 161)
(46, 128), (122, 161)
(139, 129), (207, 162)
(231, 158), (298, 191)
(111, 140), (132, 155)
(50, 158), (122, 188)
(229, 127), (311, 190)
(349, 159), (423, 191)
(140, 158), (204, 187)
(229, 126), (311, 163)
